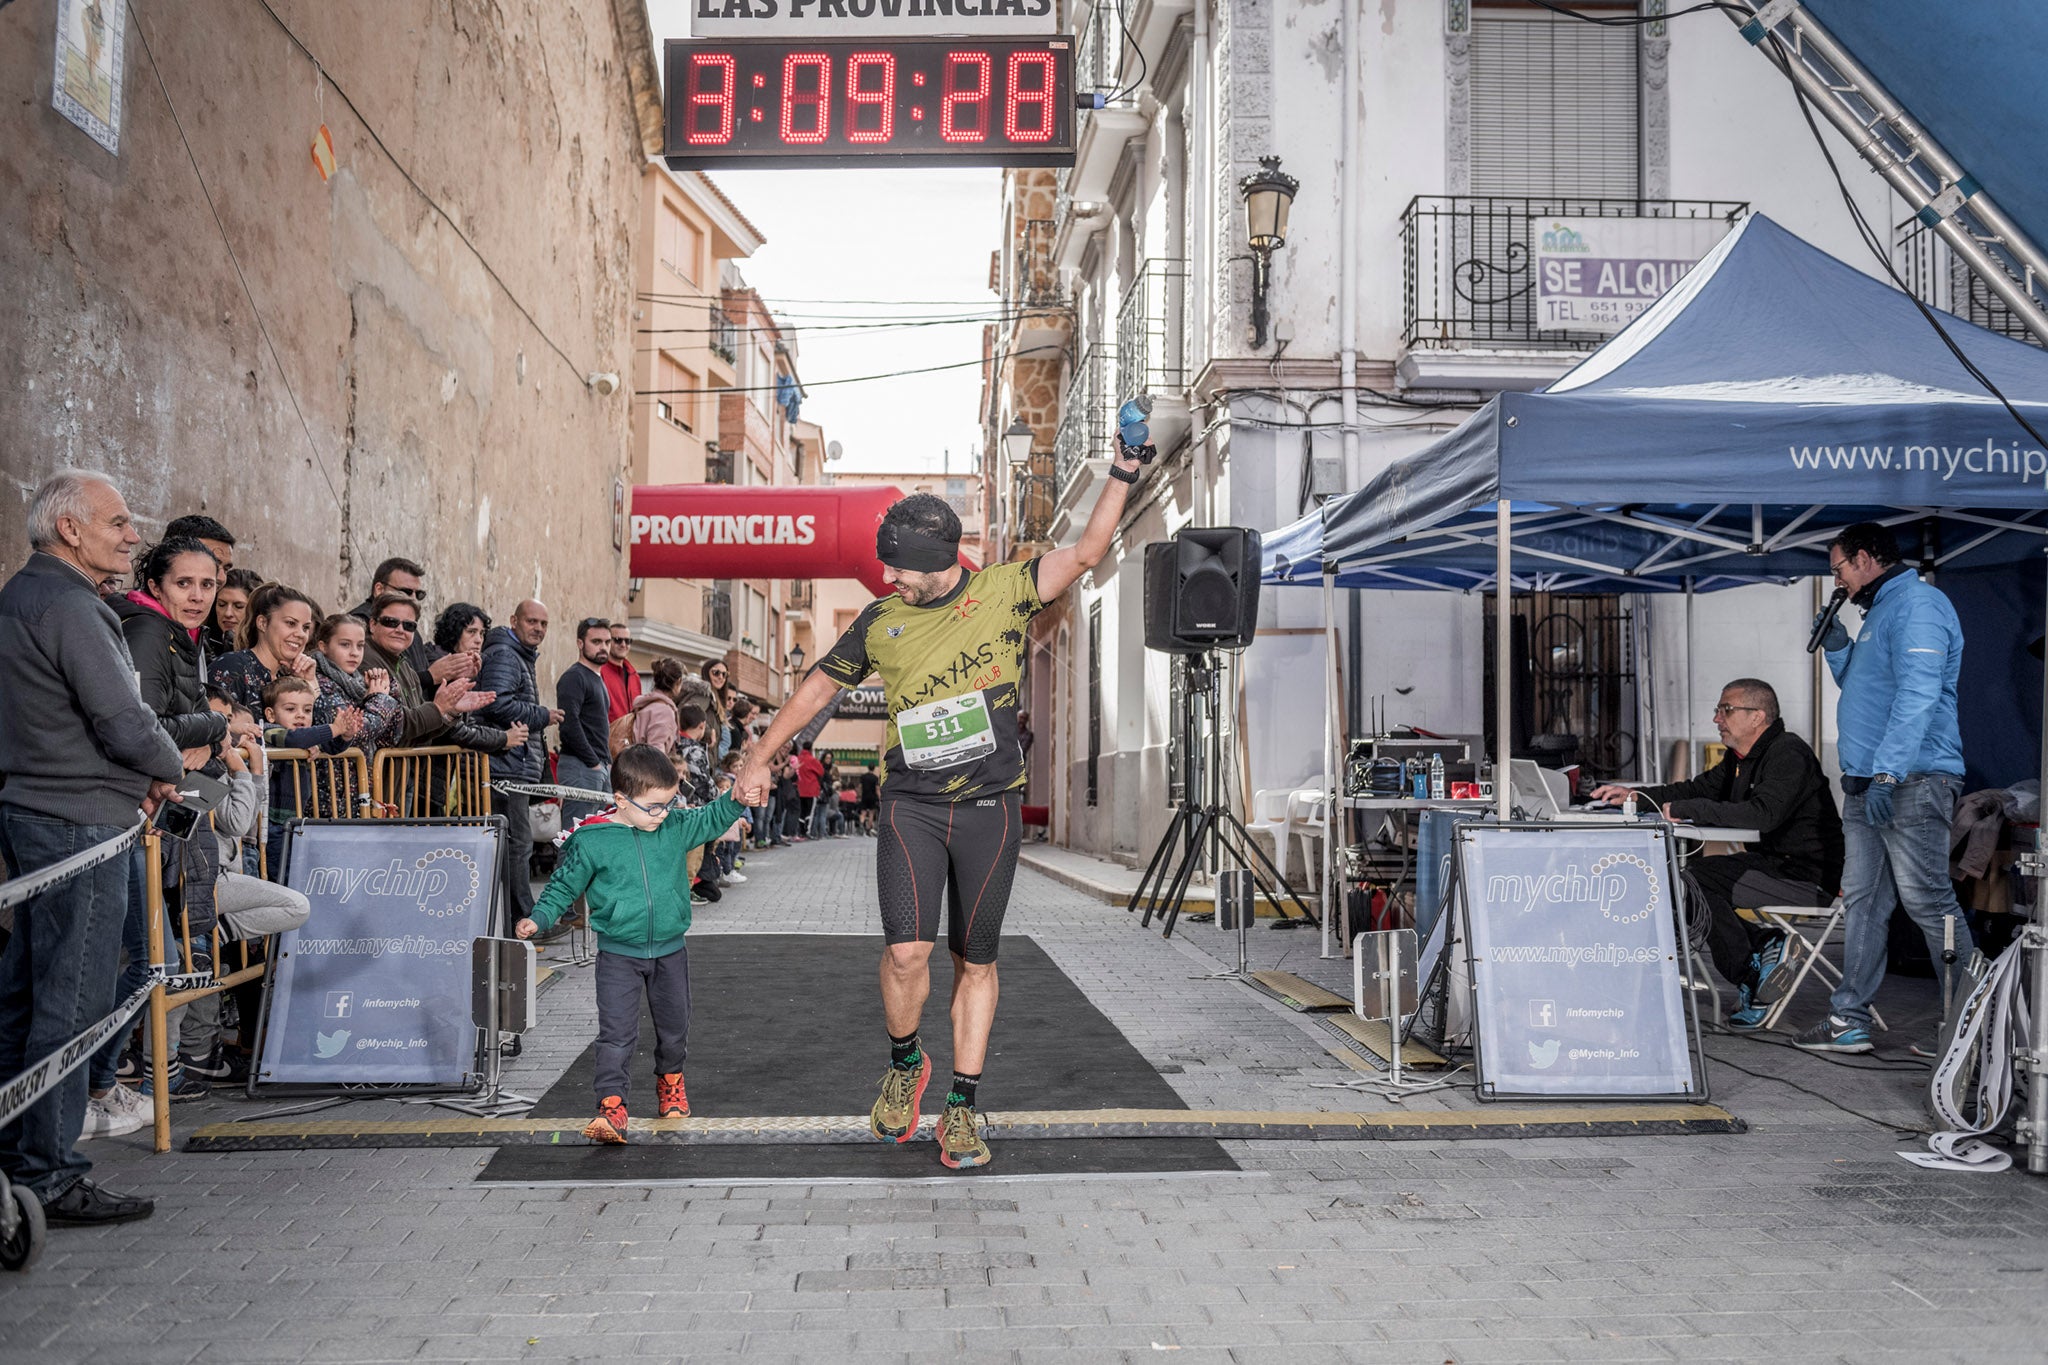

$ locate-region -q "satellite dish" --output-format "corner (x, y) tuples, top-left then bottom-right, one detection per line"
(826, 440), (843, 461)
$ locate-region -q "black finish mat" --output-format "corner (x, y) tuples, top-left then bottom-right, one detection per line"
(479, 933), (1236, 1181)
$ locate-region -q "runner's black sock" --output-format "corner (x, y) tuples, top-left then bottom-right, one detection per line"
(889, 1031), (922, 1071)
(946, 1071), (979, 1109)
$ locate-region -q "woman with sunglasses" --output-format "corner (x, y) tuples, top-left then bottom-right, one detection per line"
(360, 593), (499, 745)
(698, 659), (733, 762)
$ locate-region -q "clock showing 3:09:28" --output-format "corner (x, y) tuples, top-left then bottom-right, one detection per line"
(662, 37), (1075, 168)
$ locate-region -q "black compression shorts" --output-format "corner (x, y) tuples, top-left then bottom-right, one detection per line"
(877, 791), (1021, 965)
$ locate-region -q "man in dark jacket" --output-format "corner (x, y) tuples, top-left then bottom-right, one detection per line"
(1593, 677), (1843, 1029)
(479, 601), (563, 922)
(0, 471), (184, 1227)
(556, 618), (615, 827)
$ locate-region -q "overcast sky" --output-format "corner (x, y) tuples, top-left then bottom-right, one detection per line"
(646, 1), (1002, 477)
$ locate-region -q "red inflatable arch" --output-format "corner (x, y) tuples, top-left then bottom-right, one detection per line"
(628, 485), (971, 598)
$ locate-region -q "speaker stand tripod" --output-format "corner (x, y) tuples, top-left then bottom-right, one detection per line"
(1130, 652), (1318, 938)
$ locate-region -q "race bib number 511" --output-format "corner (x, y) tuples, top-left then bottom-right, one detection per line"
(896, 691), (996, 771)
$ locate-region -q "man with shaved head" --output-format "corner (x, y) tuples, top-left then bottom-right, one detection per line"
(480, 599), (564, 925)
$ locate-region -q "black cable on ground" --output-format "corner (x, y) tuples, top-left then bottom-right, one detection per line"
(1708, 1051), (1934, 1138)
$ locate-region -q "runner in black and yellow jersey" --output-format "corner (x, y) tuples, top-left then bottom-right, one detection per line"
(735, 438), (1148, 1169)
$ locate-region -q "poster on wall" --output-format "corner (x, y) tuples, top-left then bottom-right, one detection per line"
(1456, 823), (1699, 1099)
(258, 820), (500, 1087)
(52, 0), (124, 155)
(1534, 216), (1732, 334)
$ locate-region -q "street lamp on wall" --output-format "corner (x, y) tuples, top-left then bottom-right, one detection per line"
(1238, 155), (1299, 350)
(787, 642), (806, 678)
(1002, 416), (1035, 469)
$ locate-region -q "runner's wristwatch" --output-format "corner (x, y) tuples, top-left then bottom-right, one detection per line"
(1872, 773), (1900, 786)
(1107, 460), (1141, 484)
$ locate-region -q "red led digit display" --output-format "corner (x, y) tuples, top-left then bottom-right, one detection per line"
(664, 37), (1074, 169)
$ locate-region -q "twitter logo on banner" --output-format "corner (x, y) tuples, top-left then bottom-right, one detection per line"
(1527, 1038), (1561, 1070)
(315, 1029), (351, 1058)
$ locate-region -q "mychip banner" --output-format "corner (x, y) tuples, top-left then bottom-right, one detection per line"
(258, 820), (500, 1086)
(1456, 824), (1698, 1098)
(1534, 216), (1731, 334)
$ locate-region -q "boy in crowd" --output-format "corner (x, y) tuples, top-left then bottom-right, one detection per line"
(714, 753), (750, 885)
(514, 744), (745, 1144)
(260, 676), (363, 876)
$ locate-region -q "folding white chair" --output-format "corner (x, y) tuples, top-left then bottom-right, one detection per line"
(1244, 788), (1296, 883)
(1744, 898), (1885, 1033)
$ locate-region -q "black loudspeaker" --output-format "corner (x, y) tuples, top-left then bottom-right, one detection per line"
(1143, 526), (1262, 653)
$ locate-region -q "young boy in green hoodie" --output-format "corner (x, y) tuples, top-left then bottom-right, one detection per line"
(515, 744), (745, 1143)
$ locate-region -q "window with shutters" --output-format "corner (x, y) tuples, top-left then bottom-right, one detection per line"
(656, 354), (698, 432)
(658, 202), (704, 285)
(1469, 4), (1639, 198)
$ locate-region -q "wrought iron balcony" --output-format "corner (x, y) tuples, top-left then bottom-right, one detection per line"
(1116, 258), (1189, 400)
(785, 578), (814, 613)
(1895, 215), (2040, 346)
(1054, 343), (1117, 501)
(702, 585), (734, 641)
(1011, 217), (1062, 308)
(1074, 1), (1123, 101)
(1012, 471), (1056, 545)
(709, 302), (739, 363)
(1402, 196), (1748, 351)
(705, 443), (735, 484)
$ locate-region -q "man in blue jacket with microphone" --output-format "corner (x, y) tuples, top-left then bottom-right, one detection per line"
(1798, 523), (1973, 1052)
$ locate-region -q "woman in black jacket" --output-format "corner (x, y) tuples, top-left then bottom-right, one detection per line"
(113, 536), (236, 762)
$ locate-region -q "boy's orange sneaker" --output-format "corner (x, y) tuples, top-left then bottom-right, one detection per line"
(657, 1072), (689, 1118)
(584, 1095), (628, 1144)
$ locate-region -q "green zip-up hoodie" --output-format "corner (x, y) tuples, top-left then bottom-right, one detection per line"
(527, 794), (743, 958)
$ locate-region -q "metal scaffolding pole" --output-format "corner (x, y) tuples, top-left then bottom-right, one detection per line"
(1728, 0), (2048, 345)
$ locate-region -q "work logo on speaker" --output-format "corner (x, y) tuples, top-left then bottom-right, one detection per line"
(260, 822), (499, 1085)
(1458, 825), (1694, 1097)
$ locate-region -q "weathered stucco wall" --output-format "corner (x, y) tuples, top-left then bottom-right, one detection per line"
(1, 0), (659, 676)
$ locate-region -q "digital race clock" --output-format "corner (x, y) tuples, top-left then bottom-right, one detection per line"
(662, 37), (1075, 169)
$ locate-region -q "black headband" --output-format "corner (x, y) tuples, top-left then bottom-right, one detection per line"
(876, 523), (959, 573)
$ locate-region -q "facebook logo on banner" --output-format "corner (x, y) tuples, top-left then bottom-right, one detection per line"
(325, 992), (354, 1019)
(1530, 999), (1556, 1029)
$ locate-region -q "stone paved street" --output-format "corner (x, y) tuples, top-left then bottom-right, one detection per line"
(5, 834), (2048, 1364)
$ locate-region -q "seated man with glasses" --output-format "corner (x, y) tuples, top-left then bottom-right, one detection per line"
(1590, 679), (1843, 1029)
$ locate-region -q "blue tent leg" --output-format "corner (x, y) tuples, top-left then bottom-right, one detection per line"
(1495, 500), (1512, 822)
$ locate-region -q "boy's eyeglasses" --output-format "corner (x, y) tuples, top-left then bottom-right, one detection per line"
(620, 794), (685, 818)
(374, 616), (419, 634)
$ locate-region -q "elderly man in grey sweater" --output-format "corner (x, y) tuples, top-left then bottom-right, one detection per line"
(0, 470), (184, 1228)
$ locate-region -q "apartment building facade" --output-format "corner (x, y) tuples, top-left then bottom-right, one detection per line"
(982, 0), (1919, 863)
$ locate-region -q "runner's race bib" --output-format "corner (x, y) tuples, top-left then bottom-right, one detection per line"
(896, 691), (996, 771)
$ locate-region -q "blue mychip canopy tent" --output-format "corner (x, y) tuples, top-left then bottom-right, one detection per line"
(1263, 213), (2048, 595)
(1256, 212), (2048, 957)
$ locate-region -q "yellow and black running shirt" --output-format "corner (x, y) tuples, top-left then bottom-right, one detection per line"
(814, 560), (1043, 802)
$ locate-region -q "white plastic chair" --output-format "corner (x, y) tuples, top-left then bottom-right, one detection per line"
(1287, 789), (1329, 892)
(1245, 788), (1295, 882)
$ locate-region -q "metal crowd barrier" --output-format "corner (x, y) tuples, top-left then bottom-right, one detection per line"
(372, 745), (494, 820)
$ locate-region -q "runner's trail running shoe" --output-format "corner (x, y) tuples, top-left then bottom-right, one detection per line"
(585, 1095), (629, 1144)
(938, 1103), (992, 1170)
(657, 1072), (689, 1119)
(870, 1053), (931, 1142)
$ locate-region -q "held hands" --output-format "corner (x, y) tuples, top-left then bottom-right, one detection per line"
(331, 705), (365, 740)
(180, 745), (215, 772)
(504, 722), (530, 750)
(1812, 608), (1850, 653)
(363, 667), (391, 696)
(143, 779), (183, 818)
(513, 918), (538, 940)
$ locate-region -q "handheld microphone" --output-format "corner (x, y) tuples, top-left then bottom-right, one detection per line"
(1807, 586), (1849, 654)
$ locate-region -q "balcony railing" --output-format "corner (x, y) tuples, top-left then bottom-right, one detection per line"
(702, 586), (734, 641)
(785, 579), (814, 612)
(705, 444), (735, 484)
(1116, 258), (1189, 399)
(1894, 215), (2040, 347)
(709, 302), (739, 363)
(1075, 1), (1123, 99)
(1054, 343), (1116, 500)
(1013, 472), (1057, 545)
(1012, 218), (1062, 308)
(1402, 196), (1748, 350)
